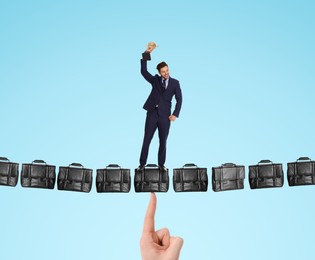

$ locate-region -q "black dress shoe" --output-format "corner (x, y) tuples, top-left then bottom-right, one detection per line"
(137, 164), (145, 171)
(159, 165), (167, 173)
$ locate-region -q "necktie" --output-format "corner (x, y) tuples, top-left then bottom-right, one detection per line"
(162, 79), (166, 90)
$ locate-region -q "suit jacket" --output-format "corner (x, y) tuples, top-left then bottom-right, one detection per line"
(140, 59), (182, 117)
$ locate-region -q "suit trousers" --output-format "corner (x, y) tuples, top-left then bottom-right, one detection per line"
(140, 108), (170, 166)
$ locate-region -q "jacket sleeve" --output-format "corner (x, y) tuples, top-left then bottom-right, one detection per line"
(172, 82), (182, 118)
(140, 59), (154, 84)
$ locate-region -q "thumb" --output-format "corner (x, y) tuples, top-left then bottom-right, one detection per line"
(166, 236), (184, 259)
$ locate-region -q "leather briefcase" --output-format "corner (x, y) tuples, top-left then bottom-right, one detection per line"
(57, 163), (93, 193)
(96, 164), (130, 193)
(134, 164), (169, 192)
(173, 163), (208, 192)
(0, 157), (19, 187)
(249, 160), (283, 189)
(287, 157), (315, 186)
(21, 160), (56, 189)
(212, 163), (245, 192)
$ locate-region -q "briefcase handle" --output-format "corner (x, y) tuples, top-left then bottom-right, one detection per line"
(106, 164), (121, 168)
(146, 164), (158, 168)
(183, 163), (198, 168)
(297, 157), (311, 161)
(222, 163), (236, 167)
(0, 157), (10, 162)
(258, 160), (273, 164)
(32, 160), (47, 165)
(69, 163), (84, 168)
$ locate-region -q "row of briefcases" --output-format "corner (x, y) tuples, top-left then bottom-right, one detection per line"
(1, 156), (315, 193)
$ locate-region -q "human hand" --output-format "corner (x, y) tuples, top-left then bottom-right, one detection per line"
(169, 115), (177, 122)
(140, 193), (184, 260)
(146, 47), (153, 53)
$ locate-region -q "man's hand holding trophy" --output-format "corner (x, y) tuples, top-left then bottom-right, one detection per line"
(142, 42), (157, 60)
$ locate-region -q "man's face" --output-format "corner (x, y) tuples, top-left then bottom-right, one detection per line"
(159, 66), (169, 79)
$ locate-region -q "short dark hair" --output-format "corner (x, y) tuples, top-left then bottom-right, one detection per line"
(156, 61), (168, 72)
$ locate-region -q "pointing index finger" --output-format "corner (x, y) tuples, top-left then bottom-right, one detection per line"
(142, 192), (157, 233)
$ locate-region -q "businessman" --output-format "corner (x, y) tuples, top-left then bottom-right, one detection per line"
(138, 47), (182, 172)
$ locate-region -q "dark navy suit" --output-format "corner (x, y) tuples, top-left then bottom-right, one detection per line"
(139, 59), (182, 166)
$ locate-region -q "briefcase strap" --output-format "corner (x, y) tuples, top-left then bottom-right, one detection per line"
(64, 168), (69, 188)
(256, 164), (277, 186)
(180, 169), (184, 190)
(102, 167), (125, 191)
(219, 167), (239, 189)
(179, 168), (198, 190)
(220, 168), (223, 190)
(292, 161), (315, 184)
(197, 168), (201, 190)
(7, 163), (12, 185)
(81, 170), (86, 191)
(32, 160), (49, 186)
(273, 164), (276, 186)
(0, 157), (10, 162)
(141, 168), (162, 190)
(102, 170), (107, 190)
(159, 168), (161, 191)
(141, 168), (144, 191)
(28, 165), (32, 184)
(256, 166), (259, 186)
(120, 169), (124, 192)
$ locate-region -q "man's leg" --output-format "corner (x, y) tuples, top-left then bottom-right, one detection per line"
(139, 110), (158, 166)
(157, 116), (171, 166)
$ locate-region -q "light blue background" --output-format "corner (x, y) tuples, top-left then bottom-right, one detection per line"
(1, 1), (314, 259)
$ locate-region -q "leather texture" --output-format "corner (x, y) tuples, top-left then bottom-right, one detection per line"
(96, 164), (130, 192)
(134, 164), (169, 192)
(21, 160), (56, 189)
(57, 163), (93, 193)
(0, 157), (19, 187)
(212, 163), (245, 192)
(173, 163), (208, 192)
(249, 160), (283, 189)
(287, 157), (315, 186)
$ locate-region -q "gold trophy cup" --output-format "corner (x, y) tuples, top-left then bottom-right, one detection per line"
(146, 42), (157, 53)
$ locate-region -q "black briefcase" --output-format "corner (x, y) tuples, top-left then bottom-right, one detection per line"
(96, 164), (131, 193)
(57, 163), (93, 193)
(173, 163), (208, 192)
(134, 164), (169, 192)
(249, 160), (283, 189)
(287, 157), (315, 186)
(21, 160), (56, 189)
(212, 163), (245, 192)
(0, 157), (19, 187)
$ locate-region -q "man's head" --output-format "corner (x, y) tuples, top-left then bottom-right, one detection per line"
(156, 61), (169, 79)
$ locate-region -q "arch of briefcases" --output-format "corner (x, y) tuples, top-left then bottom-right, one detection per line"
(0, 156), (314, 193)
